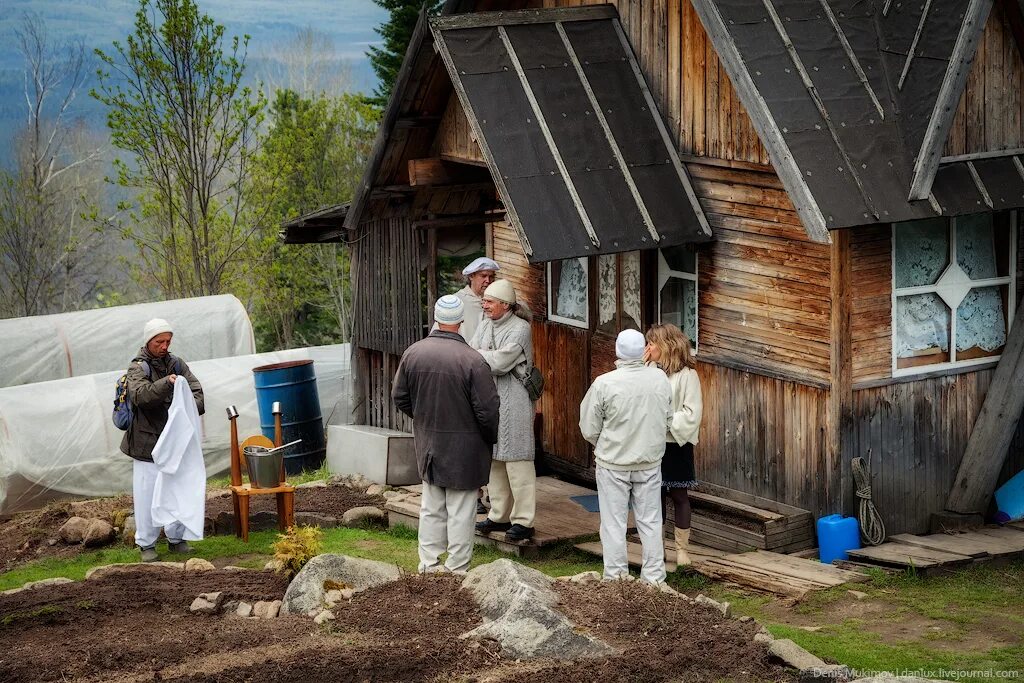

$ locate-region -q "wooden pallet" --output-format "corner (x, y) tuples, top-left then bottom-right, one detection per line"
(575, 540), (866, 599)
(682, 483), (815, 554)
(386, 476), (611, 558)
(845, 525), (1024, 573)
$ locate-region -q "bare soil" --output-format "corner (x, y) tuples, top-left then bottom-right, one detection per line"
(204, 484), (384, 519)
(0, 565), (796, 682)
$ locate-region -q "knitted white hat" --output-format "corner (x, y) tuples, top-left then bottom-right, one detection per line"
(483, 279), (516, 305)
(462, 257), (501, 276)
(615, 329), (646, 360)
(143, 318), (173, 345)
(434, 295), (465, 325)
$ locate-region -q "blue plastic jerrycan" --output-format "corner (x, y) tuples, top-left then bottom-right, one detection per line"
(816, 514), (861, 564)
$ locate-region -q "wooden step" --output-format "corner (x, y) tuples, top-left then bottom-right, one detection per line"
(846, 542), (974, 570)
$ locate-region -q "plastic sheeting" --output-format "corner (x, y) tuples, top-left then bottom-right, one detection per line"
(0, 344), (350, 516)
(0, 295), (255, 388)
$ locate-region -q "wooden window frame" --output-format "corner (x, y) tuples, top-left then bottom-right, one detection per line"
(890, 211), (1017, 378)
(546, 257), (590, 329)
(657, 248), (700, 351)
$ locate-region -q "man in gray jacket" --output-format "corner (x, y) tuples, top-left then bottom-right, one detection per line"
(392, 295), (501, 573)
(120, 318), (205, 562)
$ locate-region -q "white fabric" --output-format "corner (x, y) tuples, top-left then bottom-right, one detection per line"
(142, 318), (174, 346)
(150, 377), (206, 541)
(418, 482), (477, 573)
(597, 464), (665, 584)
(579, 359), (672, 472)
(132, 459), (186, 548)
(461, 257), (500, 276)
(667, 367), (703, 446)
(486, 459), (536, 527)
(0, 295), (255, 388)
(615, 329), (645, 360)
(0, 344), (351, 515)
(434, 294), (465, 325)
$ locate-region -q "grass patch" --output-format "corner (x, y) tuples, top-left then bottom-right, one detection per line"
(1, 605), (62, 627)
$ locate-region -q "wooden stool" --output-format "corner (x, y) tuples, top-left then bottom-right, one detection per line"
(226, 404), (296, 542)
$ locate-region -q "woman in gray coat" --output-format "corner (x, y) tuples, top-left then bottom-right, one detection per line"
(470, 279), (537, 541)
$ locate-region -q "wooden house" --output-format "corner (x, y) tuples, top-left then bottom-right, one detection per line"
(285, 0), (1024, 536)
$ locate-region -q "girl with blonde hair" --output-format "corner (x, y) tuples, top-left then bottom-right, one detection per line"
(644, 323), (703, 567)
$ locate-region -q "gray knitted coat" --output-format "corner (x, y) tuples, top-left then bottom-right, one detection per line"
(470, 310), (535, 462)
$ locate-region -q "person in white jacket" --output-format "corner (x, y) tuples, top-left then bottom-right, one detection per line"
(644, 323), (703, 568)
(579, 329), (673, 584)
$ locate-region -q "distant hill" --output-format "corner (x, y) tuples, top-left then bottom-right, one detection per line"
(0, 0), (386, 162)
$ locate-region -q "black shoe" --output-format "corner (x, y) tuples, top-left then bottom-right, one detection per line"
(476, 519), (511, 534)
(505, 524), (535, 542)
(476, 499), (488, 515)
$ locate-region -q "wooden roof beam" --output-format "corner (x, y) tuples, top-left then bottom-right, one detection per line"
(431, 5), (616, 31)
(414, 211), (506, 230)
(408, 157), (492, 187)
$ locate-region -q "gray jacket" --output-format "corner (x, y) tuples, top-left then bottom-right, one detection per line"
(120, 347), (205, 463)
(392, 331), (500, 490)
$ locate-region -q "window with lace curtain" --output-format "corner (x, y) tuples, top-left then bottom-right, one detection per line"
(657, 245), (698, 349)
(892, 212), (1017, 375)
(597, 251), (642, 335)
(547, 257), (589, 328)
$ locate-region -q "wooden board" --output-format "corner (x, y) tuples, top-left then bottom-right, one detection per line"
(846, 542), (975, 570)
(888, 532), (995, 559)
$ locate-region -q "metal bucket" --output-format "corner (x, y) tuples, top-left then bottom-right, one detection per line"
(243, 445), (283, 489)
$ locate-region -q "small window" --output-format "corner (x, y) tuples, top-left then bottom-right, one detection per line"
(547, 257), (589, 328)
(598, 251), (642, 335)
(892, 212), (1017, 375)
(658, 245), (698, 349)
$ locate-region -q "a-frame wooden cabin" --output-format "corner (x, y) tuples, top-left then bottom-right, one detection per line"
(288, 0), (1024, 535)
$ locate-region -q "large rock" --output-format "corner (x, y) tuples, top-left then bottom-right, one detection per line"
(185, 558), (216, 572)
(58, 517), (91, 544)
(460, 559), (613, 660)
(83, 519), (116, 547)
(341, 506), (387, 527)
(253, 600), (282, 619)
(280, 554), (401, 616)
(768, 638), (826, 670)
(190, 592), (224, 614)
(122, 515), (137, 545)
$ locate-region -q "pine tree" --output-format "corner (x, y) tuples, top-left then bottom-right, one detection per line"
(367, 0), (442, 107)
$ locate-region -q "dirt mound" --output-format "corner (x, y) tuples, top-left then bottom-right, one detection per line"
(204, 484), (384, 520)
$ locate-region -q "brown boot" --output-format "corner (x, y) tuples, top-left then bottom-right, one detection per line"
(674, 527), (692, 568)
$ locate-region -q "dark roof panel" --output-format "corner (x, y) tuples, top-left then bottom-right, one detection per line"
(432, 9), (710, 263)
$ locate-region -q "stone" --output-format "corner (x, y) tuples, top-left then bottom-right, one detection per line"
(654, 581), (681, 597)
(339, 588), (355, 600)
(47, 538), (58, 546)
(738, 616), (753, 623)
(294, 512), (339, 528)
(382, 490), (402, 500)
(847, 590), (868, 601)
(694, 594), (732, 618)
(234, 602), (253, 618)
(82, 519), (116, 547)
(20, 577), (74, 591)
(222, 566), (251, 572)
(313, 609), (336, 625)
(250, 511), (278, 531)
(324, 589), (343, 606)
(253, 600), (282, 619)
(560, 571), (601, 585)
(222, 600), (239, 614)
(460, 559), (613, 660)
(753, 632), (775, 645)
(767, 639), (826, 671)
(185, 558), (216, 573)
(850, 676), (946, 683)
(280, 554), (401, 616)
(799, 664), (853, 683)
(296, 480), (328, 489)
(341, 506), (387, 527)
(85, 561), (185, 581)
(365, 484), (387, 496)
(265, 559), (286, 573)
(122, 516), (136, 544)
(190, 591), (224, 614)
(58, 517), (91, 544)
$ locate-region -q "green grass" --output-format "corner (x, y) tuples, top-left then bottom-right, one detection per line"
(206, 462), (333, 489)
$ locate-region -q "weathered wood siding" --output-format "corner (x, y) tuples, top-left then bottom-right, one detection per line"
(488, 220), (545, 312)
(434, 94), (484, 164)
(363, 349), (414, 432)
(850, 225), (892, 386)
(533, 320), (592, 472)
(945, 1), (1024, 156)
(538, 0), (768, 164)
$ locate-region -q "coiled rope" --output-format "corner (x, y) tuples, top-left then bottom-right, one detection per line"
(852, 455), (886, 546)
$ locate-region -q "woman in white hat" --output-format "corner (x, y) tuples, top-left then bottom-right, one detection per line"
(470, 279), (537, 542)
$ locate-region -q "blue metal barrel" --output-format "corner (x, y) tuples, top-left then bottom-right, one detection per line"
(252, 360), (326, 475)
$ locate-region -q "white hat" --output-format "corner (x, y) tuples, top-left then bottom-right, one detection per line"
(462, 257), (501, 276)
(143, 318), (174, 345)
(615, 329), (646, 360)
(483, 279), (516, 305)
(434, 295), (465, 325)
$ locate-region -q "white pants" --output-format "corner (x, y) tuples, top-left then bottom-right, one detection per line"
(418, 482), (478, 573)
(133, 459), (186, 549)
(486, 459), (536, 527)
(596, 464), (666, 584)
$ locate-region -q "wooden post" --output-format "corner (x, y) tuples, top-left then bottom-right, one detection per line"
(227, 405), (241, 488)
(827, 229), (853, 516)
(946, 297), (1024, 514)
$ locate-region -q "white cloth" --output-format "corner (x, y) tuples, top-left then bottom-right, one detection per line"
(486, 459), (536, 527)
(132, 459), (186, 548)
(150, 378), (206, 541)
(579, 359), (672, 471)
(418, 482), (478, 573)
(597, 464), (665, 584)
(667, 367), (703, 445)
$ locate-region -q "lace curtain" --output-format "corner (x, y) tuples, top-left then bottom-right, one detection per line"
(554, 257), (587, 322)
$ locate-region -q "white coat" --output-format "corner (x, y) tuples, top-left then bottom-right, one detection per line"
(151, 377), (206, 540)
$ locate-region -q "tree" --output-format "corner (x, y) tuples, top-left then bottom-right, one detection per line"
(92, 0), (266, 298)
(0, 15), (107, 318)
(366, 0), (442, 107)
(245, 89), (378, 350)
(262, 27), (354, 99)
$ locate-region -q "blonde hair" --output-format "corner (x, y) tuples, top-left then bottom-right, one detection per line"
(645, 323), (695, 375)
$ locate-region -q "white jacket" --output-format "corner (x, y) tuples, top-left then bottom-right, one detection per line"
(151, 378), (206, 541)
(667, 367), (703, 445)
(579, 359), (673, 472)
